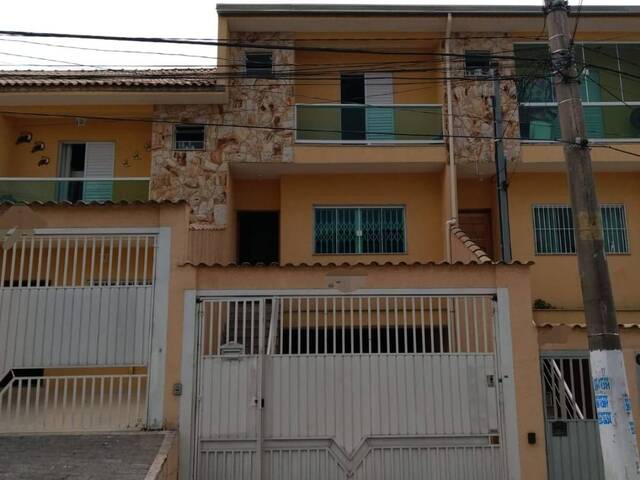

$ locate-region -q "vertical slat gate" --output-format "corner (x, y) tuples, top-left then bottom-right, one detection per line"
(541, 352), (605, 480)
(0, 232), (158, 433)
(195, 294), (505, 480)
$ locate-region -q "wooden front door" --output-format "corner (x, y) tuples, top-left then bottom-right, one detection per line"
(459, 209), (494, 255)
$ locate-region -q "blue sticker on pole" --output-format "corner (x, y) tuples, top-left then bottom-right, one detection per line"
(593, 377), (611, 392)
(598, 411), (613, 425)
(630, 422), (636, 436)
(595, 394), (609, 410)
(623, 394), (632, 413)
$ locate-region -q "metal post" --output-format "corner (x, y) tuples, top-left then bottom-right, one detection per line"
(492, 65), (512, 263)
(544, 1), (640, 478)
(255, 299), (267, 480)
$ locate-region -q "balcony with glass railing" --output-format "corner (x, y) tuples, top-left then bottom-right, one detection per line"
(0, 177), (150, 204)
(295, 104), (444, 143)
(515, 42), (640, 142)
(519, 104), (640, 142)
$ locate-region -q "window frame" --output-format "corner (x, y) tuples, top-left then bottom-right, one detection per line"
(464, 50), (493, 78)
(532, 203), (630, 255)
(313, 205), (407, 255)
(173, 124), (206, 151)
(244, 51), (274, 78)
(514, 41), (640, 143)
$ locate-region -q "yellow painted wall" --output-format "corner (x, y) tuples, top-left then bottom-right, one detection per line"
(509, 172), (640, 310)
(293, 144), (447, 165)
(293, 33), (443, 105)
(280, 173), (443, 264)
(234, 179), (280, 211)
(0, 115), (11, 177)
(0, 106), (152, 179)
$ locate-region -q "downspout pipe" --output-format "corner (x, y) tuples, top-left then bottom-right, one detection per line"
(445, 13), (458, 262)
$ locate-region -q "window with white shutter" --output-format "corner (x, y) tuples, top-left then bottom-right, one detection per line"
(83, 142), (115, 202)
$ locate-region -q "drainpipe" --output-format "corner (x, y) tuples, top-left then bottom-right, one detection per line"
(445, 13), (458, 263)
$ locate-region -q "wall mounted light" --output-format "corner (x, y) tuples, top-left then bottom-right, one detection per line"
(31, 141), (46, 153)
(15, 131), (33, 144)
(37, 157), (50, 167)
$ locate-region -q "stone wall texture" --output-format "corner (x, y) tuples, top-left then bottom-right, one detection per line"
(150, 33), (294, 229)
(444, 36), (521, 168)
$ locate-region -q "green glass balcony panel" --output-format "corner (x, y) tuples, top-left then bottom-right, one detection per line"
(0, 179), (150, 204)
(296, 105), (342, 141)
(619, 44), (640, 102)
(393, 106), (443, 141)
(582, 44), (622, 103)
(520, 105), (640, 140)
(296, 104), (442, 142)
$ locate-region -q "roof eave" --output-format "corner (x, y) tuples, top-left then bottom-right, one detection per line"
(216, 3), (640, 17)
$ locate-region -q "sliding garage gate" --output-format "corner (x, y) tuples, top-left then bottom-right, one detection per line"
(193, 294), (509, 479)
(0, 231), (165, 432)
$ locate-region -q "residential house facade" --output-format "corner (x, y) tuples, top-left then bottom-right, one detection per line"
(1, 4), (639, 479)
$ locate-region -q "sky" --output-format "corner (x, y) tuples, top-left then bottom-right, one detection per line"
(0, 0), (639, 70)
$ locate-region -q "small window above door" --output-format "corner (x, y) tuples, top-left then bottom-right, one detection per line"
(245, 52), (273, 78)
(174, 124), (205, 150)
(465, 50), (492, 77)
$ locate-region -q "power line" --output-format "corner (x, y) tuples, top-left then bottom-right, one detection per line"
(0, 30), (546, 63)
(592, 144), (640, 159)
(571, 0), (585, 45)
(0, 109), (551, 144)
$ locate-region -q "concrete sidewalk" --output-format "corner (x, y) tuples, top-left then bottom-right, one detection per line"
(0, 432), (165, 479)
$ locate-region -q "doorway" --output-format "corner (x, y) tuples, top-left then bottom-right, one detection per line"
(459, 209), (494, 256)
(237, 211), (279, 265)
(58, 142), (115, 202)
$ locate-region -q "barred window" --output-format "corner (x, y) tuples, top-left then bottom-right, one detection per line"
(314, 206), (406, 254)
(533, 204), (629, 254)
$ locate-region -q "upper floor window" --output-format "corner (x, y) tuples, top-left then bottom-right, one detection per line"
(465, 50), (492, 77)
(515, 43), (640, 141)
(314, 206), (406, 255)
(174, 124), (205, 150)
(245, 52), (273, 77)
(533, 204), (629, 255)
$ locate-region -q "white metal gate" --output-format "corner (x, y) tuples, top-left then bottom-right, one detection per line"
(193, 293), (508, 479)
(541, 352), (605, 480)
(0, 232), (160, 432)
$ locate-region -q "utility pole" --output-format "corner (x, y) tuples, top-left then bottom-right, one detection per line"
(491, 64), (512, 262)
(544, 1), (640, 478)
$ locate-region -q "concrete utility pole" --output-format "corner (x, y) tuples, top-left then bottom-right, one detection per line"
(544, 1), (640, 478)
(491, 64), (512, 263)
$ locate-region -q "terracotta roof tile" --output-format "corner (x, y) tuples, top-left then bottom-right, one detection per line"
(0, 68), (220, 91)
(0, 199), (186, 207)
(180, 260), (534, 267)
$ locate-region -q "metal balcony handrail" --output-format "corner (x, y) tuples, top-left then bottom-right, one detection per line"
(0, 177), (150, 182)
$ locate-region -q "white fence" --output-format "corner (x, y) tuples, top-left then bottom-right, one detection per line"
(0, 230), (166, 432)
(198, 440), (504, 480)
(194, 294), (505, 480)
(0, 234), (157, 377)
(0, 373), (147, 432)
(201, 295), (494, 356)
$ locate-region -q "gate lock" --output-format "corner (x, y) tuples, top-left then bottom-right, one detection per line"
(486, 375), (496, 388)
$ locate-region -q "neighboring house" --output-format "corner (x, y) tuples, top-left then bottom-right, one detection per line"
(0, 4), (639, 480)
